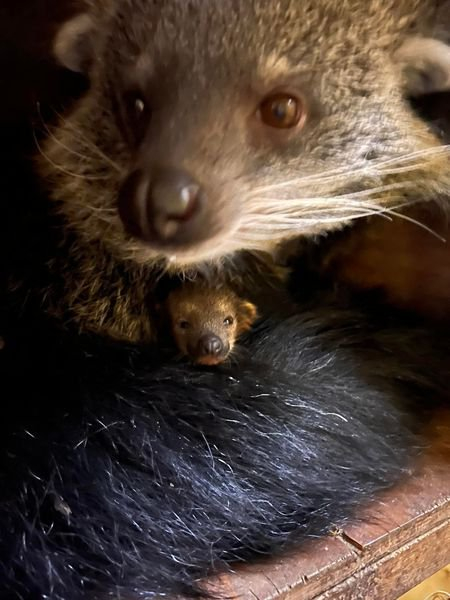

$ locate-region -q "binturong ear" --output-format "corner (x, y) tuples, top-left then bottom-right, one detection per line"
(236, 301), (258, 335)
(53, 13), (96, 75)
(395, 36), (450, 97)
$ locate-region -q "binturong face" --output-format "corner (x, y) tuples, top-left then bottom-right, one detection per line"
(165, 283), (257, 365)
(44, 0), (450, 270)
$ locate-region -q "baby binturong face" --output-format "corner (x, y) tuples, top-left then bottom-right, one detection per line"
(166, 284), (257, 366)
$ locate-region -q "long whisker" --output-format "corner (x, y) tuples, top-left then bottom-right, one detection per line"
(251, 181), (418, 204)
(32, 129), (109, 182)
(237, 201), (416, 240)
(66, 201), (116, 215)
(48, 105), (123, 174)
(381, 208), (447, 242)
(245, 207), (393, 223)
(371, 144), (450, 168)
(36, 105), (104, 167)
(246, 201), (401, 219)
(239, 213), (387, 236)
(251, 145), (450, 194)
(39, 124), (112, 177)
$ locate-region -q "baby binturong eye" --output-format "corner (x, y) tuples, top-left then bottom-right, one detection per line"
(224, 316), (234, 327)
(258, 92), (305, 129)
(178, 320), (190, 330)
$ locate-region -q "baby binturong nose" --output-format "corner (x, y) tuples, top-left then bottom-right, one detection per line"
(118, 167), (209, 248)
(196, 334), (225, 362)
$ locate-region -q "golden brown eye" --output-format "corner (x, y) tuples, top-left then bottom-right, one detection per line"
(224, 316), (234, 327)
(258, 93), (305, 129)
(178, 320), (190, 330)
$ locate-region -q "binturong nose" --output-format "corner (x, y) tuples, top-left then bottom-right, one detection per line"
(118, 167), (209, 248)
(197, 334), (224, 358)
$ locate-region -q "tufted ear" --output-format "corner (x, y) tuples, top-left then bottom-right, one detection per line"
(395, 36), (450, 96)
(236, 301), (258, 335)
(53, 13), (95, 74)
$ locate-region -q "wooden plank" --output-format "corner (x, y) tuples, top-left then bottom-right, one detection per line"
(213, 538), (357, 600)
(314, 517), (450, 600)
(216, 502), (450, 600)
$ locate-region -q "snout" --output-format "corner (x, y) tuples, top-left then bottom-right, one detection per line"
(193, 334), (230, 366)
(119, 167), (215, 249)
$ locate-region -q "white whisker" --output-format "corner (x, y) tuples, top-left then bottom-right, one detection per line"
(68, 202), (116, 215)
(374, 144), (450, 168)
(251, 181), (417, 204)
(251, 145), (450, 194)
(49, 105), (123, 174)
(33, 130), (109, 182)
(237, 201), (421, 241)
(36, 108), (108, 170)
(382, 208), (447, 242)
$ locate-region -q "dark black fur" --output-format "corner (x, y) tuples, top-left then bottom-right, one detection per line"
(1, 301), (449, 599)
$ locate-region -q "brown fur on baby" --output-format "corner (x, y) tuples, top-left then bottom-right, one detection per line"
(164, 283), (257, 366)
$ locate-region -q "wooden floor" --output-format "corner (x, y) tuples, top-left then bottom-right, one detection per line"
(207, 410), (450, 600)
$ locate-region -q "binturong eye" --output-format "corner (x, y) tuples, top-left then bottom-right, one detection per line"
(223, 316), (234, 327)
(134, 97), (146, 117)
(123, 92), (150, 143)
(258, 92), (306, 129)
(178, 320), (190, 330)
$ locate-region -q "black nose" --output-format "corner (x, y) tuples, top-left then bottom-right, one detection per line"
(197, 334), (224, 357)
(118, 167), (208, 247)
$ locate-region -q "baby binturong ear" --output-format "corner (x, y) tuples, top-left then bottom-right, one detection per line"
(395, 36), (450, 97)
(236, 301), (258, 335)
(53, 13), (96, 75)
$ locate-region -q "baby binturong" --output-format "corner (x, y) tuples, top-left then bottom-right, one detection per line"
(164, 283), (258, 366)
